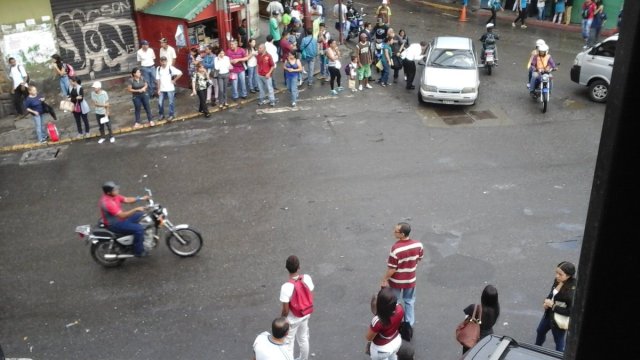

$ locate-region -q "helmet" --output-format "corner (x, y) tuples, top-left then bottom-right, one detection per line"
(486, 23), (494, 28)
(102, 181), (119, 194)
(535, 39), (546, 48)
(538, 44), (549, 53)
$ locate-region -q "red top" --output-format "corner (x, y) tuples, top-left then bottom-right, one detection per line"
(226, 47), (247, 73)
(582, 2), (596, 20)
(257, 53), (275, 77)
(387, 238), (424, 289)
(279, 39), (294, 62)
(370, 304), (404, 346)
(100, 194), (125, 226)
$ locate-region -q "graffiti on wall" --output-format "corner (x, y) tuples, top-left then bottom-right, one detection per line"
(52, 1), (138, 78)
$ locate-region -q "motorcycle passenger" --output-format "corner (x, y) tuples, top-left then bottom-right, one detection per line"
(99, 181), (150, 257)
(528, 39), (547, 83)
(528, 44), (557, 94)
(479, 23), (499, 65)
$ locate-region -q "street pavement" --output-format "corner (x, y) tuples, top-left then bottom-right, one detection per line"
(0, 0), (607, 359)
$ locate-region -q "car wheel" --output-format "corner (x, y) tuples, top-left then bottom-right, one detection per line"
(588, 79), (609, 103)
(418, 91), (425, 104)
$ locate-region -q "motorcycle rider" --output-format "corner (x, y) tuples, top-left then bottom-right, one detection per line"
(479, 23), (499, 65)
(528, 39), (547, 83)
(99, 181), (150, 257)
(528, 44), (557, 94)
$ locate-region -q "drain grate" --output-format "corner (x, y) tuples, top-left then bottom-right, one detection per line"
(19, 146), (67, 165)
(443, 115), (474, 125)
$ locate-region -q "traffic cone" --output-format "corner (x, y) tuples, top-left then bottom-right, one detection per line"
(459, 5), (468, 22)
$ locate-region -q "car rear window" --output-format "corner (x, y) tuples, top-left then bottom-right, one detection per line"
(428, 49), (475, 69)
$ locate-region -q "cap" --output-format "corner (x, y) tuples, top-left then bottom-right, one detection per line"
(140, 40), (149, 46)
(91, 81), (102, 88)
(160, 56), (168, 60)
(159, 37), (168, 43)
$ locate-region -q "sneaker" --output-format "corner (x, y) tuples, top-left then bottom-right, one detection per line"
(352, 89), (357, 92)
(109, 137), (115, 143)
(336, 86), (344, 92)
(167, 116), (175, 121)
(330, 89), (338, 95)
(258, 100), (267, 105)
(358, 85), (363, 91)
(521, 24), (527, 29)
(133, 123), (142, 129)
(269, 102), (276, 107)
(149, 120), (156, 126)
(512, 22), (516, 27)
(76, 133), (84, 138)
(366, 84), (373, 89)
(40, 139), (48, 144)
(381, 83), (387, 87)
(291, 102), (297, 107)
(98, 138), (106, 144)
(404, 76), (407, 81)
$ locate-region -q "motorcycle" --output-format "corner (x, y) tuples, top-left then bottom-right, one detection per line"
(346, 8), (365, 41)
(530, 68), (557, 113)
(482, 46), (496, 75)
(75, 188), (203, 267)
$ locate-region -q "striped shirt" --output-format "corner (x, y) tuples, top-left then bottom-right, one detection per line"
(387, 238), (424, 289)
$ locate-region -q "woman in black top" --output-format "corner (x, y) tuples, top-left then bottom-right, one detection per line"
(127, 67), (154, 128)
(68, 76), (90, 137)
(535, 261), (577, 352)
(461, 284), (500, 353)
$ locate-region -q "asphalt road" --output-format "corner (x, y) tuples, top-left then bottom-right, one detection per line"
(0, 2), (605, 359)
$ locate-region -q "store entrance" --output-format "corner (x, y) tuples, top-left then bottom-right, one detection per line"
(189, 18), (220, 48)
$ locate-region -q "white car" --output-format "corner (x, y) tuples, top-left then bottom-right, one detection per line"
(418, 36), (480, 106)
(570, 33), (617, 103)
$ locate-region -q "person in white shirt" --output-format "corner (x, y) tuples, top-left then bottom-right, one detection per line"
(252, 317), (290, 360)
(159, 38), (177, 66)
(333, 2), (349, 42)
(266, 0), (284, 17)
(136, 40), (156, 97)
(8, 57), (29, 116)
(401, 41), (427, 90)
(155, 56), (182, 121)
(213, 48), (232, 109)
(280, 255), (315, 360)
(265, 36), (280, 90)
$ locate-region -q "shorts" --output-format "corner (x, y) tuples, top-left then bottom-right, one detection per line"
(357, 64), (372, 80)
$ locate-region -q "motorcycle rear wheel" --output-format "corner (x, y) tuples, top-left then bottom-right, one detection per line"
(542, 92), (549, 113)
(90, 242), (125, 267)
(166, 228), (203, 257)
(487, 64), (492, 75)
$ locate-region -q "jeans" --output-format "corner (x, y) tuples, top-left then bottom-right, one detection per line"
(258, 75), (275, 103)
(380, 62), (390, 84)
(302, 59), (315, 85)
(158, 91), (175, 117)
(72, 111), (90, 134)
(132, 95), (152, 123)
(369, 335), (402, 360)
(217, 73), (229, 105)
(96, 113), (113, 138)
(319, 54), (329, 78)
(59, 75), (70, 97)
(141, 66), (156, 97)
(581, 18), (593, 40)
(391, 287), (416, 325)
(230, 71), (247, 99)
(286, 315), (310, 360)
(31, 114), (46, 142)
(109, 212), (145, 256)
(286, 75), (299, 104)
(535, 314), (567, 351)
(529, 72), (551, 92)
(247, 66), (258, 90)
(537, 5), (545, 20)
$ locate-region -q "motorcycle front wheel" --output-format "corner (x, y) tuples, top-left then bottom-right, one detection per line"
(166, 228), (203, 257)
(91, 242), (125, 268)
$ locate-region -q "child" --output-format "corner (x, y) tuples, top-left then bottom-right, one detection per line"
(23, 85), (47, 143)
(348, 55), (359, 92)
(90, 81), (114, 144)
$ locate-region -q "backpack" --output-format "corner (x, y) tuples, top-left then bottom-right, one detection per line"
(344, 63), (351, 76)
(288, 275), (314, 318)
(65, 63), (76, 77)
(301, 36), (317, 60)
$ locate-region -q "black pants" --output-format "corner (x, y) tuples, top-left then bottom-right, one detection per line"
(487, 8), (497, 24)
(514, 8), (527, 25)
(196, 89), (209, 115)
(12, 86), (26, 115)
(96, 114), (113, 138)
(403, 59), (416, 88)
(393, 66), (402, 80)
(329, 66), (341, 90)
(73, 111), (90, 134)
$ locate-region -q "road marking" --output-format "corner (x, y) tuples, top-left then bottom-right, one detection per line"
(256, 106), (311, 115)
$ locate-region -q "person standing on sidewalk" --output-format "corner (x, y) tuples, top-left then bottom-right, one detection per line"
(90, 81), (114, 144)
(159, 38), (177, 66)
(299, 30), (317, 87)
(552, 0), (566, 24)
(136, 40), (156, 98)
(580, 0), (597, 47)
(226, 40), (250, 101)
(68, 76), (91, 138)
(202, 45), (218, 105)
(564, 0), (574, 25)
(156, 56), (182, 121)
(257, 44), (277, 107)
(284, 52), (303, 107)
(401, 41), (427, 90)
(587, 0), (606, 47)
(191, 64), (211, 118)
(512, 0), (529, 28)
(50, 54), (70, 98)
(326, 39), (343, 95)
(8, 57), (29, 116)
(380, 222), (424, 328)
(23, 85), (48, 143)
(356, 32), (374, 91)
(280, 255), (314, 360)
(265, 35), (280, 90)
(214, 48), (232, 109)
(127, 68), (154, 128)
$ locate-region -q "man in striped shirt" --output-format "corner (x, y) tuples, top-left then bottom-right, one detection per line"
(380, 222), (424, 326)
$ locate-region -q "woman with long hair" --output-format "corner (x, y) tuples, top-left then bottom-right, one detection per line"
(326, 39), (343, 95)
(127, 67), (154, 128)
(246, 39), (259, 93)
(366, 287), (403, 360)
(214, 48), (232, 109)
(51, 54), (70, 97)
(68, 76), (90, 137)
(461, 285), (501, 353)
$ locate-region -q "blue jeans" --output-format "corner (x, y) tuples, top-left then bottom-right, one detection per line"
(258, 75), (275, 103)
(109, 212), (145, 256)
(380, 62), (390, 84)
(581, 18), (593, 40)
(140, 66), (156, 97)
(286, 75), (299, 104)
(391, 287), (416, 326)
(247, 66), (258, 90)
(319, 54), (329, 77)
(158, 91), (175, 117)
(132, 95), (152, 123)
(537, 5), (545, 20)
(31, 114), (46, 142)
(535, 314), (566, 351)
(302, 58), (315, 85)
(59, 75), (70, 97)
(340, 21), (350, 41)
(231, 71), (247, 99)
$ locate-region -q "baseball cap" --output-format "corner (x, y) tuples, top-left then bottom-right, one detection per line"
(159, 37), (168, 43)
(91, 81), (102, 88)
(140, 40), (149, 46)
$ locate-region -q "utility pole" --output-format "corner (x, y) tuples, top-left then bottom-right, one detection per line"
(338, 0), (344, 44)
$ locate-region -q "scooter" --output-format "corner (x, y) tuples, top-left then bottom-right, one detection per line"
(75, 188), (203, 267)
(530, 69), (557, 113)
(482, 47), (496, 75)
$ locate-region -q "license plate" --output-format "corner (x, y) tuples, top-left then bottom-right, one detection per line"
(442, 100), (455, 104)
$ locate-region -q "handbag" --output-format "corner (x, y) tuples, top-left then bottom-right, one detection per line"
(455, 304), (482, 349)
(392, 55), (403, 70)
(553, 312), (569, 330)
(229, 72), (238, 81)
(100, 115), (110, 124)
(59, 99), (74, 112)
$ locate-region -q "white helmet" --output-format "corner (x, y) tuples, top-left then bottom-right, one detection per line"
(536, 39), (546, 48)
(486, 23), (494, 28)
(538, 44), (549, 53)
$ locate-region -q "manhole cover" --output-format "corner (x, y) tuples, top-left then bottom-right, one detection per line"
(19, 146), (67, 165)
(469, 110), (497, 120)
(434, 107), (466, 117)
(443, 115), (474, 125)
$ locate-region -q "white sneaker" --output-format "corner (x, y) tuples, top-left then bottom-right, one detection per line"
(110, 137), (115, 143)
(98, 138), (106, 144)
(366, 83), (373, 89)
(358, 85), (363, 91)
(76, 133), (84, 139)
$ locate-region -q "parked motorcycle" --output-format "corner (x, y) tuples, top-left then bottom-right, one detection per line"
(76, 189), (203, 267)
(347, 8), (365, 41)
(530, 68), (557, 113)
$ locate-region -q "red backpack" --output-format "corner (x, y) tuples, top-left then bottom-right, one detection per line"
(289, 275), (314, 318)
